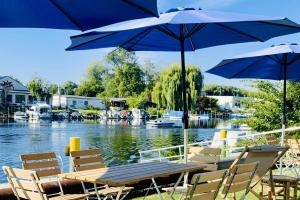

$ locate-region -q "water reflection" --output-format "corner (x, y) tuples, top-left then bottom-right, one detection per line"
(0, 119), (221, 182)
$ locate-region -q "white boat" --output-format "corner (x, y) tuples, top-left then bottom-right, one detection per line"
(163, 110), (183, 120)
(132, 108), (149, 119)
(26, 103), (52, 119)
(13, 111), (28, 120)
(146, 119), (175, 127)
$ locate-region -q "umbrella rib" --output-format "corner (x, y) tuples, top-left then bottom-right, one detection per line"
(123, 28), (155, 51)
(66, 32), (118, 50)
(162, 25), (180, 39)
(185, 24), (207, 38)
(229, 57), (266, 78)
(217, 23), (264, 42)
(48, 0), (84, 31)
(266, 55), (282, 64)
(184, 25), (195, 51)
(155, 26), (180, 40)
(121, 0), (158, 17)
(287, 54), (300, 65)
(259, 20), (300, 30)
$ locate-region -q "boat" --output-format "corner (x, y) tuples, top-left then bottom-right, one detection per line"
(163, 110), (183, 120)
(230, 113), (247, 119)
(146, 119), (175, 127)
(13, 111), (28, 120)
(199, 114), (210, 120)
(26, 103), (52, 119)
(132, 108), (149, 119)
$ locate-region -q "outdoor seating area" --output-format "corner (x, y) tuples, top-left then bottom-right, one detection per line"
(2, 1), (300, 200)
(1, 145), (298, 200)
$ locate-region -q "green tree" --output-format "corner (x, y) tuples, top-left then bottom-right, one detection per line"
(151, 64), (203, 111)
(114, 63), (146, 97)
(240, 81), (300, 131)
(48, 84), (58, 94)
(101, 48), (146, 98)
(62, 81), (78, 95)
(27, 77), (49, 101)
(204, 84), (248, 96)
(76, 62), (106, 97)
(106, 48), (137, 68)
(127, 92), (148, 109)
(197, 96), (219, 112)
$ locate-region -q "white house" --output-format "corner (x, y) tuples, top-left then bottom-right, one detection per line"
(207, 95), (248, 112)
(0, 76), (32, 107)
(52, 94), (106, 109)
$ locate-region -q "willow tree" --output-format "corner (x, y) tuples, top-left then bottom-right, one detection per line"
(152, 64), (203, 111)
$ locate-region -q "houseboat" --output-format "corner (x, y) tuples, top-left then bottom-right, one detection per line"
(26, 103), (52, 119)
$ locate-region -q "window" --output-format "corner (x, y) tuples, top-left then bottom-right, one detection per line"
(15, 95), (25, 104)
(72, 100), (77, 105)
(84, 101), (88, 106)
(6, 95), (12, 103)
(28, 96), (34, 104)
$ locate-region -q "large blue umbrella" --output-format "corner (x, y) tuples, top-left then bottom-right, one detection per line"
(207, 43), (300, 146)
(0, 0), (158, 31)
(66, 7), (300, 162)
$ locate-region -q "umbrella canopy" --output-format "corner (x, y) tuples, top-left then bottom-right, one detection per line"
(66, 7), (300, 163)
(0, 0), (158, 31)
(207, 43), (300, 145)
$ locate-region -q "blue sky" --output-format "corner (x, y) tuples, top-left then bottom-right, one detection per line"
(1, 0), (300, 89)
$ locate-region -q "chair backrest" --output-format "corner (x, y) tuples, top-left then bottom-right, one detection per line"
(188, 147), (221, 164)
(185, 169), (227, 200)
(3, 166), (47, 200)
(222, 162), (258, 199)
(20, 152), (61, 179)
(229, 145), (288, 186)
(70, 148), (105, 172)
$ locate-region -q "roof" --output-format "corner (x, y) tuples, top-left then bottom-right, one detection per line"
(53, 94), (102, 100)
(0, 76), (30, 92)
(110, 98), (128, 102)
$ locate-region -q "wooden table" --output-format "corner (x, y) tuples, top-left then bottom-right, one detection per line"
(59, 162), (205, 200)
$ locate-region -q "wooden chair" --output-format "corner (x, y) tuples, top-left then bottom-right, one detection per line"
(188, 147), (221, 171)
(70, 148), (133, 199)
(221, 162), (259, 200)
(2, 166), (89, 200)
(184, 169), (227, 200)
(229, 145), (289, 199)
(20, 152), (62, 179)
(262, 175), (299, 200)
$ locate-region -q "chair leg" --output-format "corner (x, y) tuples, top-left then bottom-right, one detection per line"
(285, 182), (290, 200)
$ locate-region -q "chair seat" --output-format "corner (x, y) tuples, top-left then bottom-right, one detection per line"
(89, 186), (134, 195)
(49, 193), (89, 200)
(262, 175), (300, 184)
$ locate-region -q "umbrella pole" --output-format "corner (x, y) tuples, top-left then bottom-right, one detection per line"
(281, 63), (287, 146)
(280, 58), (287, 174)
(180, 24), (189, 164)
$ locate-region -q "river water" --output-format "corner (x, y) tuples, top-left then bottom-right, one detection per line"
(0, 118), (225, 183)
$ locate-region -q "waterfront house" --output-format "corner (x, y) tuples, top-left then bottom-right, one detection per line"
(52, 94), (106, 109)
(0, 76), (33, 111)
(207, 95), (248, 112)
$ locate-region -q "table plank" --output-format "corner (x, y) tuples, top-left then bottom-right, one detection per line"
(60, 162), (205, 186)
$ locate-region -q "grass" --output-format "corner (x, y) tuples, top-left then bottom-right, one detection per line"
(133, 186), (300, 200)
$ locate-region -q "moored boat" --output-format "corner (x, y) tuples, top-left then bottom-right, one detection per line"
(146, 119), (175, 127)
(13, 111), (28, 120)
(26, 103), (52, 119)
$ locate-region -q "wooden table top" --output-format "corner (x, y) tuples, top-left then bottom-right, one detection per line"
(59, 162), (205, 186)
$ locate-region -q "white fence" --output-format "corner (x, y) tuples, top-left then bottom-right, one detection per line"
(139, 126), (300, 163)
